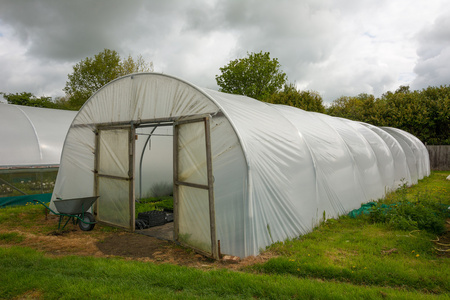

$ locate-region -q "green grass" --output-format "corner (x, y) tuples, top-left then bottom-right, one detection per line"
(0, 246), (444, 299)
(0, 203), (46, 227)
(0, 232), (24, 243)
(0, 201), (120, 234)
(251, 219), (449, 293)
(0, 171), (449, 299)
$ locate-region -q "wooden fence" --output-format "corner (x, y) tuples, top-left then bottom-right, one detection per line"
(426, 145), (450, 171)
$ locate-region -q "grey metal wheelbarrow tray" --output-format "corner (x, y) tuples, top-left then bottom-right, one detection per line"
(53, 196), (98, 214)
(34, 196), (99, 231)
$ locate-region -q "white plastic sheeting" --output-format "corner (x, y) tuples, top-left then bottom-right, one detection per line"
(381, 127), (430, 185)
(51, 73), (430, 258)
(135, 126), (173, 199)
(0, 104), (77, 168)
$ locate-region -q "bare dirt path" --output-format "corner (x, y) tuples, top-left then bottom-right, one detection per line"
(0, 213), (270, 269)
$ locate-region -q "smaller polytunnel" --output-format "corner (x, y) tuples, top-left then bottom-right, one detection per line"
(0, 103), (77, 168)
(0, 103), (77, 205)
(51, 73), (430, 258)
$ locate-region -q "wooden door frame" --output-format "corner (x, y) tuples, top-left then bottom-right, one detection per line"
(94, 124), (136, 231)
(173, 115), (218, 259)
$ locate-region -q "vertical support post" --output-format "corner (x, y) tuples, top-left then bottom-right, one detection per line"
(139, 126), (158, 200)
(93, 129), (100, 216)
(173, 123), (180, 241)
(204, 116), (218, 259)
(39, 172), (44, 194)
(129, 125), (136, 231)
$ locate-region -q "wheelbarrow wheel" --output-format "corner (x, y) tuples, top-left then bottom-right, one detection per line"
(78, 212), (96, 231)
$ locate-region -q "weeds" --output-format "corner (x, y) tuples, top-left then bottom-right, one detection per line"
(368, 183), (449, 235)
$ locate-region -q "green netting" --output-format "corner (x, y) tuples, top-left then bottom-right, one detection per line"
(348, 202), (376, 218)
(349, 200), (450, 224)
(0, 193), (52, 208)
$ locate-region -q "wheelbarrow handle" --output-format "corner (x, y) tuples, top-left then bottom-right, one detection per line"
(33, 199), (60, 216)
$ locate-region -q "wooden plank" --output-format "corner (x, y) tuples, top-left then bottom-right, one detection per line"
(173, 124), (179, 241)
(97, 173), (131, 181)
(204, 116), (218, 259)
(129, 126), (136, 232)
(73, 114), (215, 128)
(93, 129), (100, 217)
(176, 240), (215, 259)
(175, 114), (212, 126)
(175, 180), (209, 190)
(96, 220), (134, 231)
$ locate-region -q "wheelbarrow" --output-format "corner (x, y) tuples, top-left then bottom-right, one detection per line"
(34, 196), (99, 231)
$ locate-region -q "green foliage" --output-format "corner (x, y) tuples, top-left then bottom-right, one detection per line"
(326, 93), (383, 125)
(64, 49), (153, 110)
(135, 196), (173, 218)
(327, 85), (450, 145)
(1, 92), (57, 109)
(265, 83), (326, 113)
(120, 54), (153, 76)
(1, 92), (84, 111)
(215, 51), (287, 100)
(368, 180), (449, 235)
(369, 200), (449, 235)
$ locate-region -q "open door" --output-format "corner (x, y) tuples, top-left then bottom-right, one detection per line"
(94, 125), (135, 231)
(173, 116), (218, 259)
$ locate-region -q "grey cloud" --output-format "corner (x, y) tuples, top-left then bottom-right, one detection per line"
(412, 12), (450, 89)
(0, 0), (448, 103)
(198, 1), (346, 87)
(0, 0), (144, 61)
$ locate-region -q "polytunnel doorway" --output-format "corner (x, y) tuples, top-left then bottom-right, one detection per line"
(93, 116), (218, 259)
(134, 123), (175, 242)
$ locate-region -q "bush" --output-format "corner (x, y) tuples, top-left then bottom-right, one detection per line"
(369, 199), (449, 235)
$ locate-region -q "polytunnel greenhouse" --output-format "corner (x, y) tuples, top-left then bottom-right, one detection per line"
(0, 103), (76, 206)
(50, 73), (430, 258)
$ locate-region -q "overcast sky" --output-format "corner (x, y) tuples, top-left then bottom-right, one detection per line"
(1, 0), (449, 103)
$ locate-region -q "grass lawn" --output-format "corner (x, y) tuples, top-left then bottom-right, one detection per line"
(0, 171), (449, 299)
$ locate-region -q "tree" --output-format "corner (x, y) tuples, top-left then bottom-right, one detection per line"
(326, 85), (450, 145)
(64, 49), (153, 110)
(327, 93), (382, 124)
(215, 51), (287, 100)
(119, 54), (153, 77)
(379, 85), (450, 145)
(1, 92), (57, 108)
(266, 84), (325, 113)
